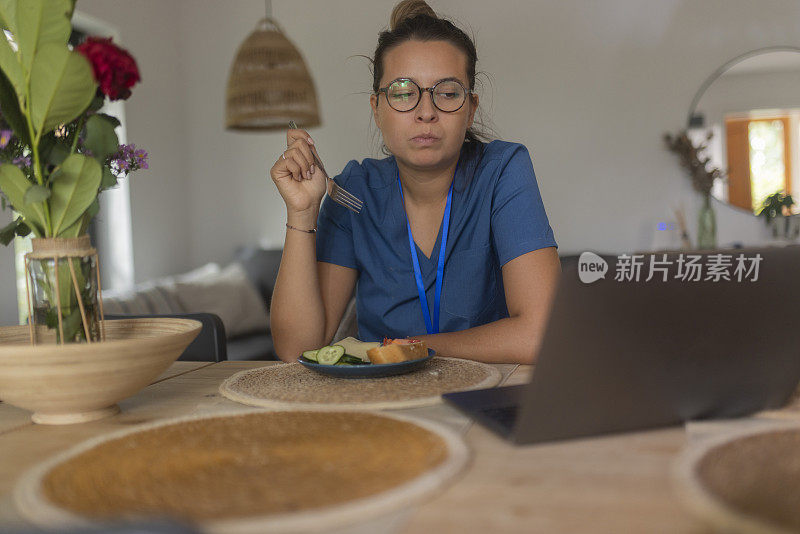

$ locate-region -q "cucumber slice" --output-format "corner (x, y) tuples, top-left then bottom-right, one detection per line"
(302, 349), (319, 362)
(316, 345), (345, 365)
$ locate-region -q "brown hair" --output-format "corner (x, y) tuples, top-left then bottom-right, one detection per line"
(371, 0), (492, 156)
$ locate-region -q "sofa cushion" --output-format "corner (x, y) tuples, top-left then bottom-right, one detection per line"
(233, 247), (283, 308)
(173, 262), (268, 339)
(102, 263), (224, 315)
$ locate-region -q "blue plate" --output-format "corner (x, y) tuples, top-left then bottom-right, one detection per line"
(297, 349), (435, 379)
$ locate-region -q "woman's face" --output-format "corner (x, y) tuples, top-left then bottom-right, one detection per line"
(370, 40), (478, 173)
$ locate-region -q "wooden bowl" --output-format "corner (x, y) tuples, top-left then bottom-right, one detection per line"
(0, 318), (201, 424)
(674, 423), (800, 534)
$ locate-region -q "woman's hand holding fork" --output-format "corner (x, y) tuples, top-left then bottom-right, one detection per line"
(270, 127), (327, 228)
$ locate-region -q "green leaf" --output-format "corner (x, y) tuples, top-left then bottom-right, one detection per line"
(0, 215), (29, 244)
(0, 25), (23, 98)
(39, 133), (70, 166)
(45, 141), (70, 166)
(0, 217), (16, 245)
(46, 301), (83, 342)
(29, 43), (96, 137)
(87, 93), (104, 113)
(0, 163), (46, 234)
(96, 113), (121, 129)
(16, 0), (72, 76)
(59, 212), (81, 237)
(100, 166), (117, 190)
(83, 114), (118, 161)
(38, 131), (55, 156)
(0, 1), (18, 35)
(64, 197), (100, 238)
(15, 218), (29, 236)
(86, 197), (99, 218)
(23, 183), (49, 204)
(0, 67), (29, 144)
(75, 197), (100, 235)
(49, 153), (100, 236)
(61, 307), (83, 342)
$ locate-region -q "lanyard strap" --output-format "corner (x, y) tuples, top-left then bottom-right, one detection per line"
(397, 166), (455, 335)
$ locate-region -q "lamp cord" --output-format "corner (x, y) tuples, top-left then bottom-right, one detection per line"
(265, 0), (272, 18)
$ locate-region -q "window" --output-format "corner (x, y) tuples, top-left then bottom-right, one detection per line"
(725, 112), (798, 213)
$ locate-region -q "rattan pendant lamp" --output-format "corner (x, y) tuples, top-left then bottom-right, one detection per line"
(225, 0), (321, 130)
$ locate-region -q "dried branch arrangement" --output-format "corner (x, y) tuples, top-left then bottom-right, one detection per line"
(663, 131), (724, 196)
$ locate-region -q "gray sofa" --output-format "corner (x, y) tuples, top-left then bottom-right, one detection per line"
(231, 246), (359, 360)
(227, 246), (282, 360)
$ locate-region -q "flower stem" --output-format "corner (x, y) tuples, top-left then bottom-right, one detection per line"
(22, 97), (53, 237)
(69, 115), (85, 154)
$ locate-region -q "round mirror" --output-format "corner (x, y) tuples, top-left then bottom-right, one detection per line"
(687, 47), (800, 215)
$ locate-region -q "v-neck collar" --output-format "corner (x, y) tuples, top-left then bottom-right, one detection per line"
(392, 182), (448, 268)
(416, 221), (443, 264)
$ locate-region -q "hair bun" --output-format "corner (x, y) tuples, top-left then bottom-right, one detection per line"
(389, 0), (437, 31)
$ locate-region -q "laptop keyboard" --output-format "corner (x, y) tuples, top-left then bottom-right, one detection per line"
(481, 405), (519, 430)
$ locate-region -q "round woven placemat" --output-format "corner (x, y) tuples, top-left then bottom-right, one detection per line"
(15, 410), (468, 533)
(675, 424), (800, 534)
(219, 357), (502, 410)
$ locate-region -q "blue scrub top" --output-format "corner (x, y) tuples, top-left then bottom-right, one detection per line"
(316, 140), (558, 342)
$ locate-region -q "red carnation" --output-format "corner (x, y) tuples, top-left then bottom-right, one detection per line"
(76, 37), (140, 101)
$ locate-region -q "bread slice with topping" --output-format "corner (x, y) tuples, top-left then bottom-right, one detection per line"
(366, 338), (428, 364)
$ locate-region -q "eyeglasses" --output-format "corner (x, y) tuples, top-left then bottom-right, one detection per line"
(376, 78), (474, 113)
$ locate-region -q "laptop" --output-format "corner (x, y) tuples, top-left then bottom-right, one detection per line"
(444, 246), (800, 445)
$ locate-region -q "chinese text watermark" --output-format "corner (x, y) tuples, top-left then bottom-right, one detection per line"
(578, 252), (762, 284)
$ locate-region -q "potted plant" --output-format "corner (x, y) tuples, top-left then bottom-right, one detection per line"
(664, 131), (724, 250)
(757, 192), (799, 241)
(0, 0), (147, 343)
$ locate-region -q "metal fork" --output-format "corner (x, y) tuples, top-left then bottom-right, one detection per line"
(288, 121), (363, 213)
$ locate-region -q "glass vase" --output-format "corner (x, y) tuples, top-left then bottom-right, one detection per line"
(25, 236), (105, 344)
(769, 215), (800, 241)
(697, 195), (717, 250)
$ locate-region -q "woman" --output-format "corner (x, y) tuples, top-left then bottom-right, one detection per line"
(269, 0), (560, 364)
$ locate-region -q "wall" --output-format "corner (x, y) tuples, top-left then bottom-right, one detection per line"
(187, 0), (800, 263)
(2, 0), (799, 325)
(182, 0), (800, 261)
(73, 0), (191, 286)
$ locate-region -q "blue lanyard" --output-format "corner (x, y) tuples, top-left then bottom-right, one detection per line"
(396, 165), (456, 335)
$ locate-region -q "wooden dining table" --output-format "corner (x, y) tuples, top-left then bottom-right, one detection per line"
(1, 359), (794, 533)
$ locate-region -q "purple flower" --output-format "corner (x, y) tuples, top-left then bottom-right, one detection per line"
(108, 143), (148, 177)
(0, 130), (12, 149)
(12, 155), (31, 169)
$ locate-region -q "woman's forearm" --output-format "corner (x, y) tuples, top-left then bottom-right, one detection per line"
(416, 315), (548, 365)
(419, 248), (561, 364)
(270, 209), (327, 361)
